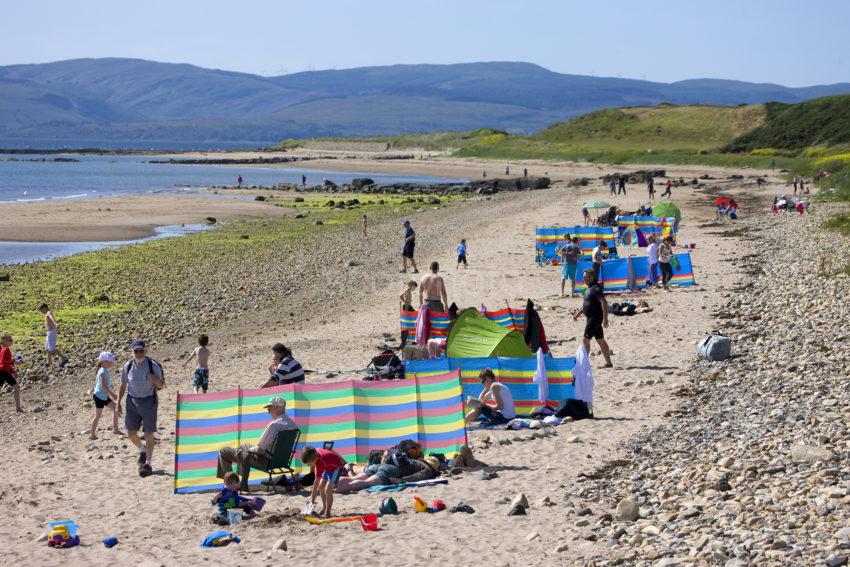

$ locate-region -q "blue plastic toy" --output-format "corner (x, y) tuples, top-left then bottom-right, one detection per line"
(47, 520), (80, 548)
(200, 530), (241, 548)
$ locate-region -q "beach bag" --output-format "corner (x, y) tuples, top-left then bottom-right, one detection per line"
(698, 333), (731, 361)
(554, 398), (592, 421)
(365, 351), (404, 380)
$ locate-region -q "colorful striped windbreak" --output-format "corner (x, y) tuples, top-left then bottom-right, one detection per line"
(616, 216), (678, 238)
(405, 357), (576, 414)
(535, 226), (617, 262)
(575, 252), (696, 293)
(174, 371), (466, 494)
(400, 307), (525, 343)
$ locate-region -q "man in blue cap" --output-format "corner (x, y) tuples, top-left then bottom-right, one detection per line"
(118, 339), (165, 477)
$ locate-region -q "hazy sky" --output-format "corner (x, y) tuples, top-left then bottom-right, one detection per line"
(1, 0), (847, 86)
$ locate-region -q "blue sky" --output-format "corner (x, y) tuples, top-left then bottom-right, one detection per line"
(1, 0), (847, 86)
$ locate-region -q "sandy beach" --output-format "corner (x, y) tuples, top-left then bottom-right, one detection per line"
(1, 156), (840, 566)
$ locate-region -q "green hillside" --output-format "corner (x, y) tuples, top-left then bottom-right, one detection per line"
(277, 128), (504, 151)
(724, 94), (850, 151)
(534, 103), (768, 151)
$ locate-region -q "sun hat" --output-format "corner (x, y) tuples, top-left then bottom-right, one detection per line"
(98, 351), (117, 364)
(264, 396), (287, 409)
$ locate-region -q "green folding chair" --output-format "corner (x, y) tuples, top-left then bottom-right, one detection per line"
(249, 428), (301, 494)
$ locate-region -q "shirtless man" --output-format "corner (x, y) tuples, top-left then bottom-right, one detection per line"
(419, 261), (448, 312)
(38, 303), (68, 367)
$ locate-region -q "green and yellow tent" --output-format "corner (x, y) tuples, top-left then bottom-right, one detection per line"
(445, 308), (533, 359)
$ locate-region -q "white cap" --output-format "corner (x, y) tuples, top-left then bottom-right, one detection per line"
(98, 351), (117, 364)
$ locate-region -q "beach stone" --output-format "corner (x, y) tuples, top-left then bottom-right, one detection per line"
(567, 436), (581, 443)
(556, 543), (569, 552)
(790, 443), (836, 462)
(615, 497), (640, 522)
(272, 538), (287, 551)
(525, 531), (540, 542)
(476, 470), (497, 481)
(34, 533), (48, 542)
(826, 555), (848, 567)
(510, 493), (529, 510)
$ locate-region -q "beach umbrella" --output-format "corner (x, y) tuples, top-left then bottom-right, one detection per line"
(652, 201), (681, 221)
(582, 200), (612, 211)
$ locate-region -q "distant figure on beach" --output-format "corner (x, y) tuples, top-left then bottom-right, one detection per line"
(301, 174), (307, 186)
(464, 368), (516, 424)
(646, 235), (659, 288)
(0, 333), (24, 412)
(608, 177), (616, 196)
(216, 396), (298, 491)
(618, 175), (627, 195)
(263, 343), (304, 387)
(582, 206), (591, 226)
(182, 334), (211, 394)
(362, 214), (368, 237)
(419, 261), (448, 312)
(591, 240), (608, 282)
(457, 239), (468, 269)
(658, 236), (674, 291)
(237, 175), (243, 188)
(401, 220), (418, 273)
(771, 158), (776, 170)
(572, 269), (613, 368)
(662, 179), (673, 198)
(523, 168), (528, 178)
(559, 236), (582, 298)
(796, 200), (809, 215)
(39, 303), (68, 368)
(647, 176), (655, 200)
(482, 170), (487, 178)
(119, 339), (165, 477)
(90, 351), (121, 439)
(505, 165), (510, 175)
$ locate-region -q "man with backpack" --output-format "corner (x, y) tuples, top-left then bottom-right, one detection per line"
(118, 339), (165, 477)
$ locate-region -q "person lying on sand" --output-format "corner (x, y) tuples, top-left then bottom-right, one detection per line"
(337, 441), (436, 493)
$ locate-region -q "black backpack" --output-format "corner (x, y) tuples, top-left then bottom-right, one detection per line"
(366, 351), (404, 380)
(123, 356), (166, 389)
(554, 398), (592, 420)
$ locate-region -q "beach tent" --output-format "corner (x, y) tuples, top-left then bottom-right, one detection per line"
(446, 308), (533, 359)
(652, 202), (682, 222)
(400, 306), (525, 344)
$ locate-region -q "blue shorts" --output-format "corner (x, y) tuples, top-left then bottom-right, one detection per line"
(364, 463), (402, 484)
(193, 368), (209, 389)
(562, 263), (577, 281)
(321, 467), (343, 486)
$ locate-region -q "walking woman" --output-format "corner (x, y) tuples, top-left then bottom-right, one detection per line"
(658, 236), (674, 292)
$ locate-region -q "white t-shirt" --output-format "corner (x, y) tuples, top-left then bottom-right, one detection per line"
(647, 242), (659, 264)
(492, 382), (516, 419)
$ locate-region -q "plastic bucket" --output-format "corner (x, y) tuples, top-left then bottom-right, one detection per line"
(378, 497), (398, 516)
(48, 520), (78, 538)
(359, 514), (379, 531)
(228, 509), (242, 525)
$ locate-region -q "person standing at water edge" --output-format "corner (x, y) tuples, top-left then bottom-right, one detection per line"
(401, 220), (418, 273)
(118, 340), (165, 477)
(38, 303), (69, 368)
(237, 175), (243, 188)
(301, 174), (307, 186)
(419, 261), (448, 312)
(572, 269), (613, 368)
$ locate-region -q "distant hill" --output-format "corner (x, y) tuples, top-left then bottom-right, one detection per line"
(2, 58), (850, 145)
(724, 95), (850, 151)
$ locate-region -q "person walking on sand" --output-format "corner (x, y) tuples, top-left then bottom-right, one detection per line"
(0, 333), (24, 413)
(38, 303), (68, 368)
(647, 175), (655, 200)
(523, 168), (528, 178)
(90, 352), (122, 439)
(662, 179), (673, 198)
(362, 214), (368, 237)
(559, 236), (582, 298)
(505, 165), (510, 175)
(608, 177), (616, 196)
(182, 334), (211, 394)
(118, 340), (165, 477)
(457, 239), (468, 269)
(582, 206), (591, 226)
(237, 175), (243, 188)
(401, 220), (418, 273)
(658, 236), (674, 292)
(618, 174), (627, 195)
(419, 261), (448, 312)
(301, 174), (307, 186)
(646, 235), (660, 288)
(572, 269), (613, 368)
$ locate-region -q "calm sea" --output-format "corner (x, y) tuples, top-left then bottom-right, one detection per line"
(0, 153), (466, 203)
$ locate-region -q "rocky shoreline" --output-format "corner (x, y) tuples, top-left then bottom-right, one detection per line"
(571, 205), (850, 566)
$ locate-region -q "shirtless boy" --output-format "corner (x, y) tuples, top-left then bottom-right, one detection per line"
(182, 334), (211, 393)
(419, 261), (448, 312)
(38, 303), (68, 368)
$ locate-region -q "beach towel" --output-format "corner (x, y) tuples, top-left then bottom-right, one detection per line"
(365, 478), (449, 492)
(415, 305), (431, 346)
(532, 347), (549, 404)
(573, 345), (595, 408)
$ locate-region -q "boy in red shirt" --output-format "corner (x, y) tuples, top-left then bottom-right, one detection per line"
(301, 445), (346, 518)
(0, 334), (24, 413)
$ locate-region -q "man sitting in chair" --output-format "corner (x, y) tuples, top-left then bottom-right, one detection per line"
(216, 396), (298, 492)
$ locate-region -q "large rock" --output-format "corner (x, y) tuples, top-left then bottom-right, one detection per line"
(615, 497), (640, 521)
(790, 443), (836, 462)
(351, 178), (374, 189)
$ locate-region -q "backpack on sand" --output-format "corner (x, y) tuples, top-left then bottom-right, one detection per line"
(698, 333), (731, 361)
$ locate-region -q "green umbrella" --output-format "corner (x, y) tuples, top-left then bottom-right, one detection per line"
(652, 201), (681, 221)
(582, 200), (612, 210)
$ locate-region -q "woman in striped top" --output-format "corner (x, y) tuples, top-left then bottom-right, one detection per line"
(262, 343), (305, 387)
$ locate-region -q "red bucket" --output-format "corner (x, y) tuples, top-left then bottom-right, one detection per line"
(359, 514), (379, 531)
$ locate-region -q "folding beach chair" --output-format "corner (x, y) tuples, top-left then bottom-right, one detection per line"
(249, 428), (301, 494)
